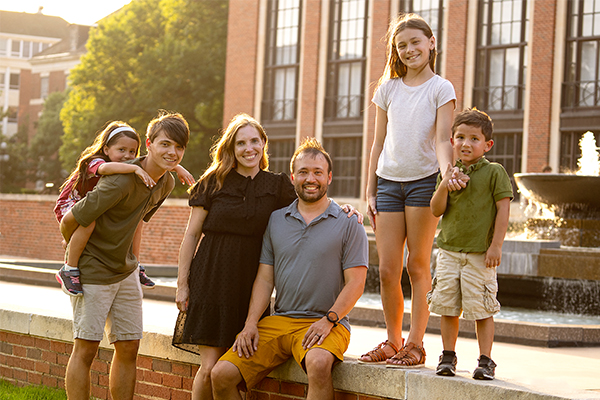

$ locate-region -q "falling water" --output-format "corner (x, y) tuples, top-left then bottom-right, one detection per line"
(576, 131), (600, 176)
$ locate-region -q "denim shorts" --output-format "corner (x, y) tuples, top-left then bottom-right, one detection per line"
(376, 172), (438, 212)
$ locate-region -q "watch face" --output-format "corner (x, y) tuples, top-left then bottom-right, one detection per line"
(327, 311), (339, 322)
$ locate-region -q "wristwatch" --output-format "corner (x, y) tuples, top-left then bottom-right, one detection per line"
(326, 310), (339, 327)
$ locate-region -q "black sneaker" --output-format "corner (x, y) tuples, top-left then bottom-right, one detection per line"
(473, 355), (496, 380)
(139, 264), (155, 288)
(436, 350), (457, 376)
(55, 265), (83, 297)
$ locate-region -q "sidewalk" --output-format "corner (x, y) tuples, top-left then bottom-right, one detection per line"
(1, 265), (600, 399)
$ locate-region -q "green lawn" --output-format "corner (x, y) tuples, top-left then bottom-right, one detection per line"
(0, 380), (67, 399)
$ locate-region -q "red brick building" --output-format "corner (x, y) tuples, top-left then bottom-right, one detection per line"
(222, 0), (597, 203)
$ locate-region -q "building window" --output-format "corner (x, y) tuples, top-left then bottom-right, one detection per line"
(322, 0), (368, 198)
(11, 39), (20, 57)
(7, 107), (18, 123)
(563, 0), (600, 108)
(22, 41), (31, 58)
(262, 0), (301, 123)
(473, 0), (529, 111)
(0, 39), (7, 56)
(323, 136), (362, 197)
(325, 0), (368, 120)
(399, 0), (444, 73)
(9, 73), (19, 90)
(41, 76), (49, 99)
(268, 138), (296, 175)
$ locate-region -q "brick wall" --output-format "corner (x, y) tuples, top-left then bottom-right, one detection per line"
(0, 329), (392, 400)
(0, 195), (190, 265)
(526, 1), (556, 172)
(444, 0), (468, 112)
(222, 0), (261, 124)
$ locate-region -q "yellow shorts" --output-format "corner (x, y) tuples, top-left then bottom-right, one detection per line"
(219, 315), (350, 390)
(427, 249), (501, 320)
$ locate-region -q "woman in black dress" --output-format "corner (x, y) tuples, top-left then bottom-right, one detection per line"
(172, 114), (297, 399)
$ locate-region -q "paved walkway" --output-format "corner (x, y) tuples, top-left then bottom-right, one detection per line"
(1, 275), (600, 399)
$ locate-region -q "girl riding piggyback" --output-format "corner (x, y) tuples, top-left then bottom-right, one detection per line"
(54, 121), (194, 297)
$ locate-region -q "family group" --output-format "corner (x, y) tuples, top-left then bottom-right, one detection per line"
(53, 13), (512, 400)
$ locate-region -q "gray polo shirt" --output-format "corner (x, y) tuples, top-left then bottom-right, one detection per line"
(260, 199), (369, 332)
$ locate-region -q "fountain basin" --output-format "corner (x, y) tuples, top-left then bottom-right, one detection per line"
(514, 173), (600, 214)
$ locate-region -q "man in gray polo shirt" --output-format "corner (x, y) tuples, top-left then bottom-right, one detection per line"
(212, 138), (368, 400)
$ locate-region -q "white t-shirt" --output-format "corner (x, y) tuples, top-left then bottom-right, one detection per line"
(372, 75), (456, 182)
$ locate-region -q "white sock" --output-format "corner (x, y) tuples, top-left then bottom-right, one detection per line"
(63, 264), (78, 271)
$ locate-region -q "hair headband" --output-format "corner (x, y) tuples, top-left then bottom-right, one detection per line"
(107, 126), (136, 143)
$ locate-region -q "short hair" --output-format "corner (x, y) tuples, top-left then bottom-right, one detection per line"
(290, 137), (333, 173)
(147, 111), (190, 148)
(451, 108), (494, 141)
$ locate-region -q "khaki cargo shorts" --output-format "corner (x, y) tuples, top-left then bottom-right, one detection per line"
(427, 249), (501, 320)
(71, 268), (143, 343)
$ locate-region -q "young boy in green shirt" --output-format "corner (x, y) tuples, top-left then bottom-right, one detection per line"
(429, 108), (513, 380)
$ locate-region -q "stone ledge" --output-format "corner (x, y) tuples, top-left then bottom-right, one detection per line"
(0, 308), (582, 400)
(2, 263), (600, 348)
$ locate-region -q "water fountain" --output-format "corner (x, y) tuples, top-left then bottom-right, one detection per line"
(505, 131), (600, 316)
(515, 131), (600, 246)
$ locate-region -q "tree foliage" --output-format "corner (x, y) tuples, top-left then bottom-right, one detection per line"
(60, 0), (228, 192)
(29, 90), (69, 191)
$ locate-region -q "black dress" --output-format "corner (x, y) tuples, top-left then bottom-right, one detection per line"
(172, 169), (296, 353)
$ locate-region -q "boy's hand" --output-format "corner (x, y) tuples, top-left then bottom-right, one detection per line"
(485, 244), (502, 268)
(134, 166), (156, 187)
(366, 196), (377, 231)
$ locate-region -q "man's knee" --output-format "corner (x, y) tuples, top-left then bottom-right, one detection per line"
(304, 348), (335, 382)
(211, 361), (242, 392)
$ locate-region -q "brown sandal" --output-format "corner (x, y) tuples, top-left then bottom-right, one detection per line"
(386, 342), (426, 368)
(357, 340), (401, 364)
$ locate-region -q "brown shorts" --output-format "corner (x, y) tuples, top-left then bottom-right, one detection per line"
(219, 315), (350, 390)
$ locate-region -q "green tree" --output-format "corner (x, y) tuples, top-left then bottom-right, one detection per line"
(29, 90), (69, 192)
(60, 0), (228, 194)
(0, 126), (30, 193)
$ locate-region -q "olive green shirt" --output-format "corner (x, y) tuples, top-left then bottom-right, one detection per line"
(70, 157), (175, 284)
(436, 157), (513, 253)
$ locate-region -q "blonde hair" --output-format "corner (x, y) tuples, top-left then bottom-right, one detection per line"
(196, 113), (269, 194)
(61, 121), (139, 192)
(379, 13), (436, 86)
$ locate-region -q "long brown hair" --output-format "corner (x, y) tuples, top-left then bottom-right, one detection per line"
(378, 13), (437, 86)
(196, 114), (269, 194)
(61, 121), (140, 192)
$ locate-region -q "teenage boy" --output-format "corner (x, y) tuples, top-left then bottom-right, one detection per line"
(429, 108), (513, 380)
(59, 112), (190, 400)
(211, 138), (368, 400)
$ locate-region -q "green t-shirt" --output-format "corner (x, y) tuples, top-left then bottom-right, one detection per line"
(70, 157), (175, 284)
(436, 157), (513, 253)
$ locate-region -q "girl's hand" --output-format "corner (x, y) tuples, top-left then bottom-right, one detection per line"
(366, 196), (377, 231)
(134, 167), (156, 187)
(175, 166), (196, 186)
(447, 166), (469, 192)
(341, 204), (364, 224)
(175, 284), (190, 312)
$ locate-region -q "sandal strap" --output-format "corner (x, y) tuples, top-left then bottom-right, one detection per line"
(360, 340), (400, 362)
(389, 342), (426, 366)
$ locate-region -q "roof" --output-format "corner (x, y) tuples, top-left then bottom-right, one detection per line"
(33, 24), (90, 58)
(0, 10), (69, 39)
